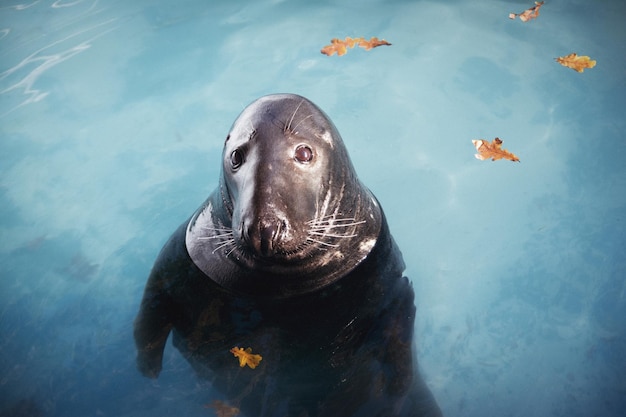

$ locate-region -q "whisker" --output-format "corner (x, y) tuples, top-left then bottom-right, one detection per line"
(200, 226), (234, 233)
(305, 211), (366, 249)
(197, 232), (234, 240)
(311, 220), (365, 226)
(212, 239), (236, 254)
(309, 221), (366, 229)
(246, 119), (256, 139)
(307, 216), (361, 223)
(224, 245), (239, 257)
(309, 231), (358, 238)
(213, 239), (235, 249)
(286, 99), (305, 133)
(306, 237), (339, 248)
(308, 213), (341, 222)
(291, 114), (314, 134)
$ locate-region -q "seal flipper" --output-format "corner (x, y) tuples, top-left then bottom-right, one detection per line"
(133, 291), (172, 378)
(134, 223), (190, 378)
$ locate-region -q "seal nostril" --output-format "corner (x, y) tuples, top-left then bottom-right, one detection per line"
(241, 221), (255, 248)
(260, 220), (282, 256)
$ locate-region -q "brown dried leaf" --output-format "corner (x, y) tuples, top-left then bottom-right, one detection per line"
(205, 400), (240, 417)
(358, 37), (392, 51)
(472, 138), (520, 162)
(321, 36), (391, 56)
(509, 1), (544, 22)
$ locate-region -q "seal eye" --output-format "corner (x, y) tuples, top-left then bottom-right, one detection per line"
(294, 145), (313, 163)
(230, 149), (244, 169)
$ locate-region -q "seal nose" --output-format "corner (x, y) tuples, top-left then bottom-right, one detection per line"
(242, 218), (286, 257)
(259, 220), (281, 256)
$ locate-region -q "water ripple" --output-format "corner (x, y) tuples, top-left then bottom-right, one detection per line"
(1, 1), (41, 11)
(52, 0), (86, 8)
(0, 0), (117, 117)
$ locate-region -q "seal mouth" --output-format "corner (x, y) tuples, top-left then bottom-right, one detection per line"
(229, 214), (367, 266)
(235, 237), (311, 265)
(200, 216), (365, 268)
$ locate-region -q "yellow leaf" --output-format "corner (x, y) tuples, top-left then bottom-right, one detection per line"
(230, 346), (262, 369)
(320, 38), (348, 56)
(555, 53), (596, 73)
(472, 138), (520, 162)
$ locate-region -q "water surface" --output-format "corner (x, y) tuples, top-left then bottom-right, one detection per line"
(1, 1), (625, 416)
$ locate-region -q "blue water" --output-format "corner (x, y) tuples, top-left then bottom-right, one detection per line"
(1, 0), (625, 416)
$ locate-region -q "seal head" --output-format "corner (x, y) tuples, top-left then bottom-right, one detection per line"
(185, 94), (382, 298)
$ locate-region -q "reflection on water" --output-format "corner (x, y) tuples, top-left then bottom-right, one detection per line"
(0, 0), (118, 116)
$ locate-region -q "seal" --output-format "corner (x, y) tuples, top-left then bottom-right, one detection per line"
(134, 94), (442, 417)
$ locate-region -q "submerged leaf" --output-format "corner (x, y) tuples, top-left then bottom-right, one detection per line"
(472, 138), (520, 162)
(555, 53), (596, 73)
(230, 346), (263, 369)
(509, 1), (544, 22)
(205, 400), (240, 417)
(321, 36), (391, 56)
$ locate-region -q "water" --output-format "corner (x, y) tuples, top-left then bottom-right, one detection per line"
(1, 0), (625, 416)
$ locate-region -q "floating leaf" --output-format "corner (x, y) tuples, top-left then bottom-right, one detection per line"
(321, 36), (391, 56)
(472, 138), (520, 162)
(509, 1), (544, 22)
(205, 400), (240, 417)
(358, 37), (392, 51)
(230, 347), (262, 369)
(555, 53), (596, 73)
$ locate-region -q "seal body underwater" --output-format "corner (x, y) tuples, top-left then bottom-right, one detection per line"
(134, 94), (443, 417)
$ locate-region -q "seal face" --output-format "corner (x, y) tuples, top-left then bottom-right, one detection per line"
(134, 94), (442, 417)
(185, 94), (382, 298)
